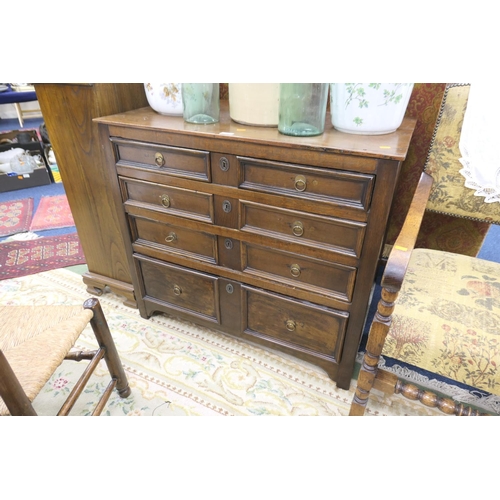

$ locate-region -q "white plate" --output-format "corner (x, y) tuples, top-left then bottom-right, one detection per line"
(0, 84), (9, 93)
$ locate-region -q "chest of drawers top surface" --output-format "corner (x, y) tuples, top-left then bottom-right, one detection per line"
(95, 102), (416, 163)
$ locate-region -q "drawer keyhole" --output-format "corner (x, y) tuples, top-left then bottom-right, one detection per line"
(173, 285), (182, 296)
(165, 232), (177, 243)
(222, 200), (232, 213)
(290, 264), (301, 278)
(219, 157), (230, 172)
(160, 194), (170, 208)
(155, 152), (165, 167)
(294, 175), (307, 192)
(285, 320), (296, 332)
(224, 238), (233, 250)
(292, 221), (304, 237)
(226, 284), (234, 294)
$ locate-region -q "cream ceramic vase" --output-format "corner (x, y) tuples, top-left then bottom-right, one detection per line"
(330, 83), (414, 135)
(229, 83), (280, 127)
(144, 83), (183, 116)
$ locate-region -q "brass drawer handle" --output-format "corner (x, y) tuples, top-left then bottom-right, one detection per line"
(294, 175), (307, 192)
(155, 152), (165, 167)
(285, 320), (296, 332)
(160, 194), (170, 208)
(292, 221), (304, 237)
(290, 264), (301, 278)
(165, 232), (177, 243)
(173, 285), (182, 296)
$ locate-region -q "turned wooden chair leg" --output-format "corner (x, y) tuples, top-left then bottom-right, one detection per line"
(350, 287), (397, 416)
(0, 350), (37, 416)
(83, 298), (131, 398)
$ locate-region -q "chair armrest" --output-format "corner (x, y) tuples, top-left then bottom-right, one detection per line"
(382, 171), (433, 292)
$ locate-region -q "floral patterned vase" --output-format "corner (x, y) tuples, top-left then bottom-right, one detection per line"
(144, 83), (183, 116)
(330, 83), (414, 135)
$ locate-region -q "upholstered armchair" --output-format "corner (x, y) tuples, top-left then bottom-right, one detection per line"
(350, 84), (500, 416)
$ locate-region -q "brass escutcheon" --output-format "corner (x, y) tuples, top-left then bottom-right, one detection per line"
(173, 285), (182, 296)
(292, 221), (304, 237)
(219, 156), (229, 172)
(160, 194), (170, 208)
(294, 175), (307, 192)
(155, 152), (165, 167)
(285, 320), (296, 332)
(290, 264), (301, 278)
(165, 232), (177, 243)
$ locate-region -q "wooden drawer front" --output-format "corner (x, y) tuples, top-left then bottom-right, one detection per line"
(240, 201), (366, 257)
(120, 177), (214, 223)
(131, 216), (217, 264)
(244, 287), (347, 360)
(239, 157), (374, 211)
(243, 244), (356, 302)
(113, 138), (210, 181)
(137, 257), (219, 323)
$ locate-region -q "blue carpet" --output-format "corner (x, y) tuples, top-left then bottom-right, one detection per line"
(478, 224), (500, 262)
(0, 117), (44, 133)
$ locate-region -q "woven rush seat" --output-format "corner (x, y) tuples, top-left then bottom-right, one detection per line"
(381, 248), (500, 396)
(0, 298), (131, 416)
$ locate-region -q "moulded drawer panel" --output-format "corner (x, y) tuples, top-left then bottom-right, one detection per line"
(240, 201), (366, 258)
(120, 177), (214, 223)
(243, 286), (348, 361)
(131, 216), (217, 264)
(242, 243), (356, 302)
(137, 257), (219, 323)
(113, 138), (210, 181)
(238, 157), (374, 211)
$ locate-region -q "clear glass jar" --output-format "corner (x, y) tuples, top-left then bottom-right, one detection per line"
(278, 83), (329, 136)
(182, 83), (220, 124)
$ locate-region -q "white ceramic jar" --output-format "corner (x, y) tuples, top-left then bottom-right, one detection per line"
(229, 83), (280, 127)
(144, 83), (183, 116)
(330, 83), (414, 135)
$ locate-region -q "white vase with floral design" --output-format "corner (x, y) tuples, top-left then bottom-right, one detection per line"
(144, 83), (183, 116)
(330, 83), (414, 135)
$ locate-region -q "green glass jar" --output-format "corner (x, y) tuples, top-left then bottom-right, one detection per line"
(182, 83), (220, 124)
(278, 83), (329, 136)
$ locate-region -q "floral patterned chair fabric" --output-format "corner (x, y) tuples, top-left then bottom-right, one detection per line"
(384, 83), (490, 256)
(350, 84), (500, 416)
(381, 248), (500, 396)
(424, 84), (500, 223)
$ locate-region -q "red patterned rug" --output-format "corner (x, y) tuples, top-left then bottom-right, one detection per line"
(0, 233), (86, 280)
(0, 198), (34, 237)
(30, 195), (75, 231)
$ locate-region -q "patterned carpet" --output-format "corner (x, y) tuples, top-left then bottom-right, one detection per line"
(0, 233), (85, 279)
(0, 197), (33, 237)
(29, 194), (74, 231)
(0, 268), (449, 416)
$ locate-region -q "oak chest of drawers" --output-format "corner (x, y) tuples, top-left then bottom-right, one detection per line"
(96, 103), (416, 389)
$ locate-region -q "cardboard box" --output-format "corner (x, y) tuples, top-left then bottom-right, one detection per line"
(0, 140), (52, 193)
